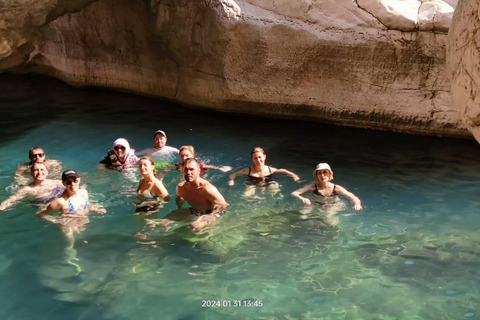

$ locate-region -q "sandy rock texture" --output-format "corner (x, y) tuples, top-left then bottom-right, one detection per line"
(447, 0), (480, 143)
(0, 0), (469, 137)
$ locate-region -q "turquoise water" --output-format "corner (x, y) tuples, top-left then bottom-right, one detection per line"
(1, 74), (480, 319)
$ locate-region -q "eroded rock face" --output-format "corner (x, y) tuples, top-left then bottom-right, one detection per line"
(0, 0), (469, 137)
(446, 0), (480, 143)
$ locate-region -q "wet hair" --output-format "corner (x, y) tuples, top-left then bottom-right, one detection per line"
(139, 156), (157, 178)
(28, 146), (44, 159)
(184, 157), (199, 167)
(251, 147), (266, 156)
(179, 145), (195, 157)
(30, 162), (48, 174)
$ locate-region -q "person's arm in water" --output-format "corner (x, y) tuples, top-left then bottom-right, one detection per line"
(335, 185), (362, 210)
(203, 164), (232, 173)
(291, 184), (316, 205)
(176, 184), (185, 209)
(0, 188), (29, 211)
(272, 167), (300, 181)
(47, 159), (63, 176)
(154, 180), (171, 202)
(83, 190), (107, 215)
(205, 184), (229, 217)
(35, 198), (63, 217)
(228, 168), (249, 186)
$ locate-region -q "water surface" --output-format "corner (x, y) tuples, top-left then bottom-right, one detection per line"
(0, 74), (479, 319)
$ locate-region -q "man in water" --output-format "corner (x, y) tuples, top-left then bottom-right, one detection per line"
(15, 146), (62, 185)
(168, 158), (229, 230)
(137, 130), (179, 163)
(1, 163), (64, 211)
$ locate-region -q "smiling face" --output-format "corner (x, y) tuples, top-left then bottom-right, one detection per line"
(29, 148), (46, 163)
(252, 151), (266, 167)
(31, 163), (48, 181)
(183, 160), (200, 183)
(154, 134), (167, 149)
(139, 158), (153, 175)
(114, 144), (126, 160)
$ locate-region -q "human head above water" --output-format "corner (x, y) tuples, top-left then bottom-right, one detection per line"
(153, 130), (167, 149)
(113, 138), (131, 159)
(62, 169), (80, 182)
(138, 156), (157, 177)
(183, 157), (200, 182)
(313, 163), (333, 182)
(28, 146), (46, 163)
(179, 145), (195, 164)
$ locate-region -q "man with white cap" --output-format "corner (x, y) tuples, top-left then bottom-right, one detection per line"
(137, 130), (179, 163)
(99, 138), (139, 169)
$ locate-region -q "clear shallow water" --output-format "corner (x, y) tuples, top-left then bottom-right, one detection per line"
(0, 74), (480, 319)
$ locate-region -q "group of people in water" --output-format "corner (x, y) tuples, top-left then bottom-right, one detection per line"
(0, 129), (363, 238)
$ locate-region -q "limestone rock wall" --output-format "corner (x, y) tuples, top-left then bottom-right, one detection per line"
(0, 0), (470, 137)
(446, 0), (480, 143)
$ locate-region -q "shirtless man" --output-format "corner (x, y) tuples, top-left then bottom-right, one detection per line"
(1, 162), (64, 211)
(169, 158), (229, 230)
(137, 130), (179, 163)
(15, 146), (62, 185)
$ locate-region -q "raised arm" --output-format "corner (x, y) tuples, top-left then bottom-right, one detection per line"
(291, 184), (315, 205)
(228, 168), (249, 186)
(335, 185), (362, 210)
(273, 168), (300, 181)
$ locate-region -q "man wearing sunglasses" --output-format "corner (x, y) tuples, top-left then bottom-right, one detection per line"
(137, 130), (179, 164)
(1, 163), (64, 211)
(14, 147), (62, 186)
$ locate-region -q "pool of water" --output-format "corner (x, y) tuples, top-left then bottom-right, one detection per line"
(1, 74), (479, 319)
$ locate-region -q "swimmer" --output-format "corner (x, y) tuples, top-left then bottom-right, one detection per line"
(134, 156), (170, 214)
(0, 163), (64, 211)
(35, 170), (106, 245)
(228, 147), (300, 198)
(164, 145), (232, 176)
(14, 146), (62, 186)
(164, 158), (229, 231)
(292, 163), (362, 211)
(99, 138), (139, 170)
(137, 130), (179, 163)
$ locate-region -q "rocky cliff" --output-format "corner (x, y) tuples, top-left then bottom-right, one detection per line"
(0, 0), (468, 137)
(447, 0), (480, 143)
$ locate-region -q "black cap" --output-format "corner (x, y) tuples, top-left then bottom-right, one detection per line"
(62, 169), (79, 181)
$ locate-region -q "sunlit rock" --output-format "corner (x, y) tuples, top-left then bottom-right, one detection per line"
(0, 0), (468, 138)
(447, 0), (480, 144)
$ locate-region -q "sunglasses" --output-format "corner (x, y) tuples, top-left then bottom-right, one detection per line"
(317, 170), (330, 175)
(32, 153), (45, 158)
(66, 179), (79, 186)
(114, 146), (126, 151)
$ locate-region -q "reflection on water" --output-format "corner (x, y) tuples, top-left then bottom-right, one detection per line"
(0, 74), (480, 319)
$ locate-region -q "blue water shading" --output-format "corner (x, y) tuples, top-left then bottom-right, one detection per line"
(0, 74), (480, 319)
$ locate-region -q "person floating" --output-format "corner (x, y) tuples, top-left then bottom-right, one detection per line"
(137, 130), (179, 164)
(0, 163), (64, 211)
(99, 138), (139, 170)
(134, 156), (170, 214)
(164, 158), (229, 231)
(228, 147), (300, 199)
(291, 163), (362, 211)
(14, 146), (62, 185)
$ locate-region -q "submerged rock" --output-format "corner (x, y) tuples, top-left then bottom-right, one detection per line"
(0, 0), (469, 138)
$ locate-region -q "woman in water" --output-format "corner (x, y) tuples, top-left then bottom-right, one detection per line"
(36, 170), (106, 272)
(228, 147), (300, 198)
(164, 145), (232, 177)
(99, 138), (139, 170)
(134, 156), (170, 214)
(292, 163), (362, 210)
